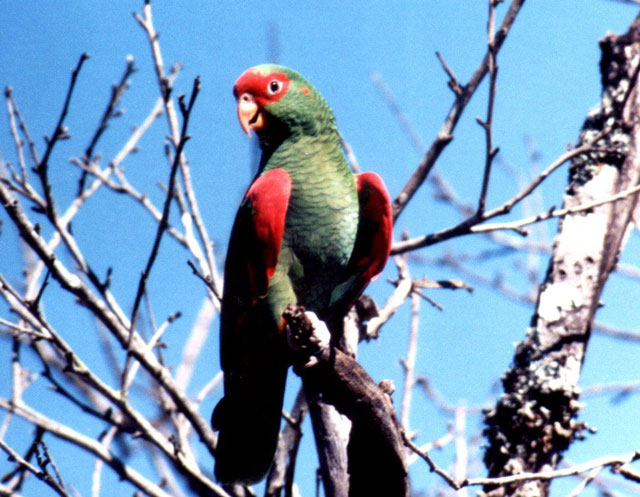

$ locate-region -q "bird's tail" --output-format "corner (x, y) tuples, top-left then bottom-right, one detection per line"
(212, 359), (289, 484)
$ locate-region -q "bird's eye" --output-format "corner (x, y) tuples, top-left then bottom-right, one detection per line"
(267, 80), (283, 95)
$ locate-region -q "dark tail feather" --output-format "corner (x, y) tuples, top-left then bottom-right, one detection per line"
(213, 362), (288, 484)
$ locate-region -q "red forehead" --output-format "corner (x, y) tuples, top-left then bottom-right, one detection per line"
(233, 69), (291, 104)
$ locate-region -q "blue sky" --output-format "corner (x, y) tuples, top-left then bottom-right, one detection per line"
(1, 2), (639, 496)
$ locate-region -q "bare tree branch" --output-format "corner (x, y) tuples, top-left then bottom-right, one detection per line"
(399, 293), (419, 434)
(134, 1), (222, 305)
(0, 401), (179, 497)
(0, 185), (218, 456)
(284, 307), (409, 497)
(36, 53), (90, 221)
(392, 0), (526, 221)
(476, 0), (501, 216)
(391, 140), (613, 254)
(76, 56), (137, 195)
(124, 76), (201, 393)
(0, 438), (69, 497)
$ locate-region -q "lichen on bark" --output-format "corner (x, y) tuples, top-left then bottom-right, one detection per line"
(482, 15), (640, 497)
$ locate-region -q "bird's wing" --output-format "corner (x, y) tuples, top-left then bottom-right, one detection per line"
(329, 171), (393, 315)
(214, 168), (292, 484)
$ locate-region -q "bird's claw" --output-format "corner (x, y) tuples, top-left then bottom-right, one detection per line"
(283, 305), (331, 369)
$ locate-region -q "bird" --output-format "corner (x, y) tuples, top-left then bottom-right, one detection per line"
(212, 64), (393, 484)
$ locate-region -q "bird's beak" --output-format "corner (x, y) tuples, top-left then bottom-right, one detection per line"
(237, 93), (266, 137)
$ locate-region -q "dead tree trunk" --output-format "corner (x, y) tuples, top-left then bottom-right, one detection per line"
(483, 15), (640, 497)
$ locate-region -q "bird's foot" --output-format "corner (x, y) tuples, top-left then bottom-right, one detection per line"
(282, 305), (331, 370)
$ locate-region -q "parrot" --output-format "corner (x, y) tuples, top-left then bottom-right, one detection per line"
(212, 64), (393, 484)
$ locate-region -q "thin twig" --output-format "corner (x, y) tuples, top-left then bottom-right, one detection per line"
(406, 428), (455, 466)
(194, 371), (223, 406)
(392, 141), (609, 254)
(402, 431), (460, 489)
(339, 135), (361, 174)
(0, 400), (192, 497)
(122, 310), (182, 392)
(0, 438), (69, 497)
(366, 256), (412, 339)
(175, 297), (215, 391)
(416, 375), (489, 416)
(581, 380), (640, 401)
(392, 0), (526, 221)
(476, 0), (500, 215)
(453, 403), (469, 497)
(371, 72), (427, 153)
(4, 88), (27, 181)
(77, 56), (137, 195)
(36, 441), (66, 495)
(36, 53), (90, 221)
(0, 188), (218, 458)
(124, 76), (201, 393)
(463, 451), (640, 487)
(472, 181), (640, 234)
(134, 2), (222, 306)
(435, 51), (464, 96)
(91, 427), (117, 497)
(405, 428), (640, 492)
(5, 87), (40, 168)
(399, 293), (419, 433)
(593, 322), (640, 342)
(565, 466), (603, 497)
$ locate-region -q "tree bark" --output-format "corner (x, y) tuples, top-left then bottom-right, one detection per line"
(302, 350), (409, 497)
(284, 307), (409, 497)
(483, 15), (640, 497)
(304, 386), (352, 497)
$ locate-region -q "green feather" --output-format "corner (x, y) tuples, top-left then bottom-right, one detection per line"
(252, 65), (359, 317)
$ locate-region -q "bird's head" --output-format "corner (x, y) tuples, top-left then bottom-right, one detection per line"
(233, 64), (336, 142)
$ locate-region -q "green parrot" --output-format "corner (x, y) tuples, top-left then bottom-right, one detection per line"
(212, 64), (393, 484)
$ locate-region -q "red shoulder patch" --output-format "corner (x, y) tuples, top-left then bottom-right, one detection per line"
(355, 172), (393, 282)
(245, 168), (292, 284)
(327, 172), (392, 316)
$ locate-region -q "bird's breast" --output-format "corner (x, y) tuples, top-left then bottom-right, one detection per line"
(282, 174), (358, 310)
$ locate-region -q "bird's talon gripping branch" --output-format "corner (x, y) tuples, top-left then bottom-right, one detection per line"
(282, 305), (331, 369)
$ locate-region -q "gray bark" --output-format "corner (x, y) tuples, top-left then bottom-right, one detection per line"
(483, 15), (640, 497)
(284, 306), (409, 497)
(305, 388), (351, 497)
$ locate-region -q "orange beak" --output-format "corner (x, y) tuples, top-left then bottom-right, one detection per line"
(237, 93), (266, 136)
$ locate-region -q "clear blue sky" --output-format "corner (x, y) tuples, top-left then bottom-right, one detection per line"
(1, 2), (639, 496)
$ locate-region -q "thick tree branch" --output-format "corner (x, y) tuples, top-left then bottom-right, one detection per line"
(482, 15), (640, 497)
(283, 307), (409, 497)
